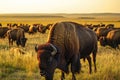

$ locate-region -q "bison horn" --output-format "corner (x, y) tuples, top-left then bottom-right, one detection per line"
(35, 44), (39, 52)
(50, 43), (57, 56)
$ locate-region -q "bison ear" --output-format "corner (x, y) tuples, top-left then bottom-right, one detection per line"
(35, 44), (39, 52)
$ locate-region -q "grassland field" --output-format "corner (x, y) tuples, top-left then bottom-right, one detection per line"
(0, 14), (120, 80)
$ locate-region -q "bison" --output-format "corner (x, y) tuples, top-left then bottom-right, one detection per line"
(28, 26), (38, 34)
(95, 27), (113, 40)
(37, 24), (52, 34)
(106, 24), (114, 28)
(7, 28), (27, 47)
(99, 29), (120, 49)
(19, 24), (30, 33)
(35, 21), (98, 80)
(0, 27), (9, 38)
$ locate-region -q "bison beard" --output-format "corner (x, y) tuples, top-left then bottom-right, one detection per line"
(35, 21), (97, 80)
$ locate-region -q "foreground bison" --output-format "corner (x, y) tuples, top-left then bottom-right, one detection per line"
(35, 22), (97, 80)
(99, 29), (120, 49)
(7, 28), (27, 47)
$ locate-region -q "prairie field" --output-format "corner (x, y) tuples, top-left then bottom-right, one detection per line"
(0, 13), (120, 80)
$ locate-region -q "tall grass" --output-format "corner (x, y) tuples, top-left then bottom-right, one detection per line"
(0, 32), (48, 80)
(0, 15), (120, 79)
(0, 32), (120, 80)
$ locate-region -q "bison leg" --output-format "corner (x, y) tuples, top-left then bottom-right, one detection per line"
(61, 72), (65, 80)
(71, 54), (81, 73)
(92, 52), (97, 73)
(16, 40), (20, 47)
(87, 56), (92, 74)
(72, 73), (76, 80)
(112, 41), (118, 49)
(9, 39), (13, 46)
(71, 54), (81, 80)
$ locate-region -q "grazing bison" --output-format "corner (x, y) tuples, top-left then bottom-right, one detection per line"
(99, 29), (120, 49)
(95, 27), (113, 40)
(28, 26), (38, 34)
(0, 27), (9, 38)
(7, 28), (27, 47)
(35, 22), (98, 80)
(20, 24), (30, 33)
(100, 23), (105, 27)
(38, 24), (52, 34)
(106, 24), (114, 28)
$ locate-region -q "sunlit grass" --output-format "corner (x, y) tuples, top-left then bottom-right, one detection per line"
(0, 32), (120, 80)
(0, 15), (120, 80)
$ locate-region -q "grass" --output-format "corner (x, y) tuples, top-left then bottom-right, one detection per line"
(0, 14), (120, 80)
(0, 33), (120, 80)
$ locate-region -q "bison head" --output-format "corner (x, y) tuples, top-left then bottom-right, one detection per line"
(99, 36), (107, 46)
(20, 38), (27, 47)
(35, 43), (59, 80)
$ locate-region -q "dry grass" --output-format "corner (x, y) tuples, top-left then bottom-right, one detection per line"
(0, 36), (120, 80)
(0, 14), (120, 80)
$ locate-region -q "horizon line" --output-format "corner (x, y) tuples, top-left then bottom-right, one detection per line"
(0, 12), (120, 14)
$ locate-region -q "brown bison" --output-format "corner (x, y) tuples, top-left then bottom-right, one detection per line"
(7, 28), (27, 47)
(99, 29), (120, 49)
(28, 26), (38, 34)
(95, 27), (113, 40)
(0, 27), (9, 38)
(37, 24), (52, 34)
(106, 24), (114, 28)
(35, 22), (97, 80)
(20, 24), (30, 33)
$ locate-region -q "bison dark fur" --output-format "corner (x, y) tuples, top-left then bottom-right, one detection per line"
(35, 21), (98, 80)
(0, 27), (9, 38)
(7, 28), (27, 47)
(99, 29), (120, 49)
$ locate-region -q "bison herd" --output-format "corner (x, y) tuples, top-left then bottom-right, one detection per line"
(0, 23), (52, 47)
(85, 23), (120, 49)
(0, 21), (120, 80)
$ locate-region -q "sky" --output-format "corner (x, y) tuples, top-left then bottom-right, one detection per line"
(0, 0), (120, 14)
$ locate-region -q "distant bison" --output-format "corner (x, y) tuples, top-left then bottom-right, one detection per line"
(106, 24), (114, 28)
(28, 26), (38, 34)
(0, 27), (9, 38)
(20, 24), (30, 33)
(95, 27), (113, 40)
(35, 22), (97, 80)
(37, 24), (52, 34)
(7, 28), (27, 47)
(99, 29), (120, 49)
